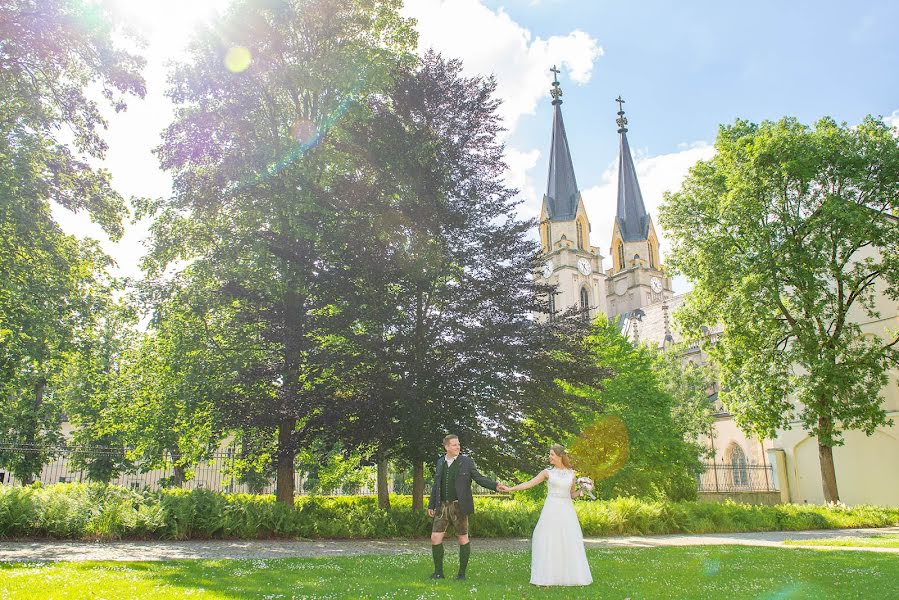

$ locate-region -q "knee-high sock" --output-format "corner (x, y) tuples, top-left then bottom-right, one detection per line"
(432, 543), (444, 575)
(458, 542), (471, 576)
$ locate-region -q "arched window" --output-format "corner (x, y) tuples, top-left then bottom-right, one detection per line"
(576, 221), (585, 250)
(730, 445), (749, 487)
(548, 293), (556, 321)
(541, 221), (552, 253)
(648, 243), (655, 269)
(617, 243), (624, 272)
(579, 286), (590, 319)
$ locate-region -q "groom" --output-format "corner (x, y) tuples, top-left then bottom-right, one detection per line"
(427, 434), (509, 580)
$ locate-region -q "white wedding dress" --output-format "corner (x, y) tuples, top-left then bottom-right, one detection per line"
(530, 468), (592, 586)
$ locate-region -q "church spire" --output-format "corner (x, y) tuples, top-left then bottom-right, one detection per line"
(615, 97), (650, 241)
(544, 66), (580, 222)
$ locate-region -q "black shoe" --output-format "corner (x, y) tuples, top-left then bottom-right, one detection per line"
(429, 572), (445, 580)
(454, 574), (466, 581)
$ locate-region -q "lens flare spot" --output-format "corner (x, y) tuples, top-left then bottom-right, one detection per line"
(291, 118), (318, 145)
(224, 46), (252, 73)
(570, 416), (629, 482)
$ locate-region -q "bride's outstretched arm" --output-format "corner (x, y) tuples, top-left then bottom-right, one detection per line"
(507, 469), (548, 492)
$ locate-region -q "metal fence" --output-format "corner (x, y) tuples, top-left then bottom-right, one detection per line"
(0, 445), (502, 496)
(0, 444), (379, 495)
(697, 462), (777, 493)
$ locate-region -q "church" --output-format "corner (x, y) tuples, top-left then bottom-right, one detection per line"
(536, 72), (899, 506)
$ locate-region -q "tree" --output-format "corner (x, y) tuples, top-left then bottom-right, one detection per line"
(659, 116), (899, 503)
(106, 283), (264, 486)
(54, 296), (138, 482)
(317, 53), (605, 508)
(147, 0), (416, 504)
(649, 345), (716, 456)
(566, 317), (706, 501)
(0, 0), (144, 481)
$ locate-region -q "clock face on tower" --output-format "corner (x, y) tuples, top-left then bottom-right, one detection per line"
(542, 260), (554, 279)
(650, 276), (662, 294)
(577, 258), (592, 276)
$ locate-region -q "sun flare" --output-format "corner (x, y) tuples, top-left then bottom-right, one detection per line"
(109, 0), (232, 55)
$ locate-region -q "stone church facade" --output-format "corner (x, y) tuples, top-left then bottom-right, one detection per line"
(536, 75), (899, 505)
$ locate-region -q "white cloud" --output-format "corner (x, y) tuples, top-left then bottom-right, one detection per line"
(402, 0), (602, 136)
(504, 147), (542, 221)
(580, 142), (716, 280)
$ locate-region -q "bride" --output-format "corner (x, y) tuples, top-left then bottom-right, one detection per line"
(507, 444), (592, 586)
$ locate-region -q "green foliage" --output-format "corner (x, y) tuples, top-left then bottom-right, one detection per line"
(0, 0), (145, 482)
(143, 0), (418, 501)
(2, 484), (897, 541)
(659, 116), (899, 501)
(563, 317), (706, 501)
(649, 345), (716, 451)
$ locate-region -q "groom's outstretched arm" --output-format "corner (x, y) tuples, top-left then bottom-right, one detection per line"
(469, 459), (499, 492)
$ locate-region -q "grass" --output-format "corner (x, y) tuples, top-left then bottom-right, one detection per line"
(1, 546), (897, 599)
(784, 534), (899, 548)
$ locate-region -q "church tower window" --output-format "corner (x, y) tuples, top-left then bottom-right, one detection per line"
(579, 286), (590, 318)
(576, 220), (585, 250)
(548, 292), (556, 321)
(617, 242), (624, 272)
(648, 243), (655, 269)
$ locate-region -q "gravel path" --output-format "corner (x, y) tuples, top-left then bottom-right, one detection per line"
(2, 527), (898, 562)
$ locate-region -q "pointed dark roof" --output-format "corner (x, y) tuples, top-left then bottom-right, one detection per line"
(615, 101), (650, 241)
(544, 79), (580, 222)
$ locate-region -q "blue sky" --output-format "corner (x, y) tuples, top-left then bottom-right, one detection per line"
(498, 0), (898, 159)
(57, 1), (899, 286)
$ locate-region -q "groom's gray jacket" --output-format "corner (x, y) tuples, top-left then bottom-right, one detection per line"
(428, 454), (498, 516)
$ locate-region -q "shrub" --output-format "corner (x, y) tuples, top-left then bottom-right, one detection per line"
(1, 484), (897, 541)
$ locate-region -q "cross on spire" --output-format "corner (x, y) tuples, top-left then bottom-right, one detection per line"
(550, 64), (561, 82)
(615, 95), (628, 133)
(550, 65), (563, 105)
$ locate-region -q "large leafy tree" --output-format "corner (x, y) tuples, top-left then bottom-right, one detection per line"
(147, 0), (416, 503)
(54, 295), (138, 482)
(659, 116), (899, 502)
(0, 0), (144, 481)
(315, 53), (604, 508)
(565, 318), (706, 501)
(105, 284), (258, 486)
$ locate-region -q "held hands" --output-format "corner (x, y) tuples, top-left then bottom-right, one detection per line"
(496, 483), (511, 493)
(427, 508), (435, 517)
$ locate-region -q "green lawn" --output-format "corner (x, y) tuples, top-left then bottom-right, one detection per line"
(1, 546), (896, 599)
(784, 534), (899, 548)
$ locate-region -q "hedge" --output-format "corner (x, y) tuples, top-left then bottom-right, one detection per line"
(1, 483), (897, 541)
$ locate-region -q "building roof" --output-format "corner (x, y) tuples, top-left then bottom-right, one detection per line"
(544, 82), (580, 222)
(615, 107), (650, 241)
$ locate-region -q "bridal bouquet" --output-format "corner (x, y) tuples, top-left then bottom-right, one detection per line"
(576, 476), (596, 500)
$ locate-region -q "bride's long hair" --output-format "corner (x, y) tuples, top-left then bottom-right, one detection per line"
(550, 444), (573, 469)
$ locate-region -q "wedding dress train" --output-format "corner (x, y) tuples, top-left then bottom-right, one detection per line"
(529, 468), (593, 586)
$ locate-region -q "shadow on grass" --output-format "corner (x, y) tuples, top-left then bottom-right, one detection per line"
(3, 546), (899, 599)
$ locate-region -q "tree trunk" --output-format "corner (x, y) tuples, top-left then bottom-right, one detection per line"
(173, 465), (186, 487)
(377, 458), (390, 510)
(818, 442), (840, 503)
(276, 418), (296, 505)
(21, 379), (47, 486)
(412, 460), (424, 510)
